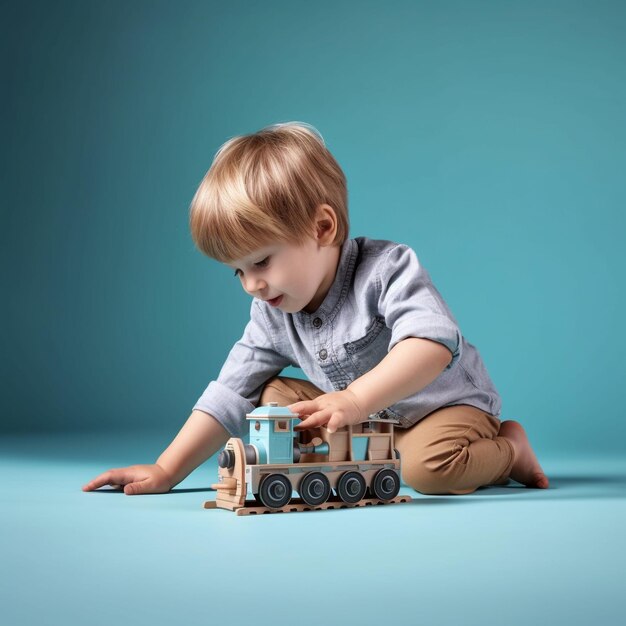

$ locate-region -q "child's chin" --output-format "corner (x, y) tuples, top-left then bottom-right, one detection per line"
(281, 301), (302, 313)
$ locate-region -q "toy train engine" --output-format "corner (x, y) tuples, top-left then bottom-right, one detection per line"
(212, 402), (402, 511)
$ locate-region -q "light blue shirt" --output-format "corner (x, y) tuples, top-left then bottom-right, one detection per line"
(194, 237), (501, 437)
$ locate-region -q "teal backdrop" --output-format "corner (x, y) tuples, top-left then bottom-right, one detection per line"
(4, 0), (626, 455)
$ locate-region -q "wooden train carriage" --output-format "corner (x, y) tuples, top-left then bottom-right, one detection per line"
(212, 403), (402, 511)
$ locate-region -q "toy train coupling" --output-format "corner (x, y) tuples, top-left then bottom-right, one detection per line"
(293, 437), (329, 462)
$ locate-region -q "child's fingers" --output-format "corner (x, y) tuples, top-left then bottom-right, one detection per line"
(327, 413), (352, 433)
(294, 409), (332, 430)
(287, 400), (319, 416)
(123, 478), (151, 496)
(326, 417), (342, 434)
(82, 469), (133, 491)
(82, 470), (115, 491)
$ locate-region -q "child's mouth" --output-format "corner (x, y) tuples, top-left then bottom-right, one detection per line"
(267, 295), (283, 307)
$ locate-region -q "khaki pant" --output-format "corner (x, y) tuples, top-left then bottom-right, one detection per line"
(260, 376), (515, 495)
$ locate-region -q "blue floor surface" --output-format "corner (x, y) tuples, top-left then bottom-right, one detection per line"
(1, 432), (625, 626)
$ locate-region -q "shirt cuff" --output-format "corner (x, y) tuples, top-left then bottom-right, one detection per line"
(193, 380), (255, 438)
(389, 315), (462, 369)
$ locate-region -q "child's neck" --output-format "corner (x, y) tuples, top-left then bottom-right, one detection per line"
(303, 244), (341, 313)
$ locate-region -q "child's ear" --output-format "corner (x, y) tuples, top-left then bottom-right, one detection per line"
(314, 204), (338, 245)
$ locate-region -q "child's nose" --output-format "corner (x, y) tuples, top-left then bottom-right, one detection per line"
(243, 276), (267, 295)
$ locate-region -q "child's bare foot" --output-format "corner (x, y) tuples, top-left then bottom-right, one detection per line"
(498, 420), (549, 489)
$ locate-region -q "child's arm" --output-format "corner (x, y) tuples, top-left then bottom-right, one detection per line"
(291, 337), (452, 433)
(82, 410), (230, 495)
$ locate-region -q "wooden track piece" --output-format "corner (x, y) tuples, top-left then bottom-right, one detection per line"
(204, 494), (412, 516)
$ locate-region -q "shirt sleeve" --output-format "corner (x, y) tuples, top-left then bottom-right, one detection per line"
(378, 244), (462, 369)
(193, 300), (292, 436)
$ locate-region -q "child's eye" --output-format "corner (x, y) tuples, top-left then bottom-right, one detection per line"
(232, 256), (269, 277)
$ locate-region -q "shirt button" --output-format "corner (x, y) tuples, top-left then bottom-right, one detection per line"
(319, 349), (328, 360)
(313, 317), (323, 329)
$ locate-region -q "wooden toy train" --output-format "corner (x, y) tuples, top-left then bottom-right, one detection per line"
(204, 402), (411, 515)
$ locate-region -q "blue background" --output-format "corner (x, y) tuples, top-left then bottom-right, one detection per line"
(2, 3), (626, 626)
(4, 0), (626, 453)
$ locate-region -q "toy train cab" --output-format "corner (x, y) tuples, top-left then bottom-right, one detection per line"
(210, 402), (403, 512)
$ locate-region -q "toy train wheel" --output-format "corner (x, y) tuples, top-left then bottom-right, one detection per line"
(337, 471), (367, 503)
(299, 472), (331, 506)
(258, 474), (292, 509)
(372, 469), (400, 501)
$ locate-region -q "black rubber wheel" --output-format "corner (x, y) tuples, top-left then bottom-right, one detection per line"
(299, 472), (332, 506)
(258, 474), (292, 509)
(337, 471), (367, 503)
(372, 469), (400, 501)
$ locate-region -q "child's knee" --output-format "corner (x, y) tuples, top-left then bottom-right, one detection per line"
(259, 376), (324, 406)
(402, 460), (474, 495)
(259, 377), (291, 406)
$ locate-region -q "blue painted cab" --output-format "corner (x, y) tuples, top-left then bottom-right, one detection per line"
(246, 403), (299, 465)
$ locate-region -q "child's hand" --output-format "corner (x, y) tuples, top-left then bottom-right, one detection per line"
(289, 389), (365, 434)
(82, 463), (173, 496)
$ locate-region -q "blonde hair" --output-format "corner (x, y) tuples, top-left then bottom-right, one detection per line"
(189, 122), (349, 262)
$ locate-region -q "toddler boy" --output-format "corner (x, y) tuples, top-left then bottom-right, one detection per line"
(84, 122), (548, 496)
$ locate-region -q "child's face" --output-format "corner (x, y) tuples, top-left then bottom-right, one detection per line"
(227, 237), (338, 314)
